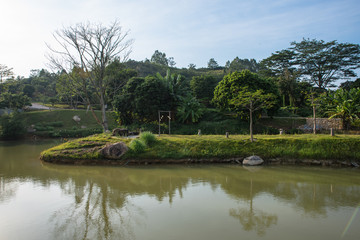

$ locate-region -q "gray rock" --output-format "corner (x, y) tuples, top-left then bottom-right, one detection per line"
(100, 142), (128, 159)
(243, 155), (264, 166)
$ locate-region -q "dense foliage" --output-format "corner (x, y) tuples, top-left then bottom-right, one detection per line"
(1, 36), (360, 139)
(213, 70), (279, 114)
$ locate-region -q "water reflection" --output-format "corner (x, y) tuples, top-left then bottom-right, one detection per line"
(229, 179), (278, 236)
(1, 141), (360, 239)
(50, 180), (140, 240)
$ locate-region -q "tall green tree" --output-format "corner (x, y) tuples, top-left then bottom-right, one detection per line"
(229, 57), (259, 73)
(207, 58), (219, 69)
(113, 76), (175, 124)
(151, 50), (169, 66)
(213, 70), (279, 114)
(263, 39), (360, 89)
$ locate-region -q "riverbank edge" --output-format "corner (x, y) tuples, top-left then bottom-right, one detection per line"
(39, 133), (360, 166)
(40, 156), (359, 167)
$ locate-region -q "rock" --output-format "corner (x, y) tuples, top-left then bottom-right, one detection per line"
(100, 142), (128, 159)
(27, 124), (36, 133)
(73, 115), (81, 123)
(112, 128), (129, 136)
(243, 155), (264, 166)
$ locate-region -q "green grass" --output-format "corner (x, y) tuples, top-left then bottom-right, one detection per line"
(23, 109), (118, 137)
(40, 133), (360, 163)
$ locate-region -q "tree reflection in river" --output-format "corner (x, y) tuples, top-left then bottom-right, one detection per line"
(1, 140), (360, 240)
(49, 179), (141, 240)
(0, 177), (18, 203)
(229, 178), (278, 236)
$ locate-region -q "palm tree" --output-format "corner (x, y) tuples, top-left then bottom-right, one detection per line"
(324, 88), (360, 130)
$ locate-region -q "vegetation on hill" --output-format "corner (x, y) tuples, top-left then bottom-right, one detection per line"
(1, 37), (360, 140)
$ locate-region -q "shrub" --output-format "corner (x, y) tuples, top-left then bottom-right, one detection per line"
(0, 113), (26, 139)
(139, 131), (157, 147)
(129, 139), (146, 153)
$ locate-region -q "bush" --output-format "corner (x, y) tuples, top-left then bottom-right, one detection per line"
(287, 128), (304, 134)
(0, 113), (26, 139)
(139, 131), (158, 147)
(129, 139), (146, 153)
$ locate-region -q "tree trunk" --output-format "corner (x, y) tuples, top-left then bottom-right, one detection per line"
(312, 94), (317, 134)
(100, 92), (109, 132)
(250, 104), (253, 142)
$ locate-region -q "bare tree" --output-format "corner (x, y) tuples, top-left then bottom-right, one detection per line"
(47, 21), (134, 131)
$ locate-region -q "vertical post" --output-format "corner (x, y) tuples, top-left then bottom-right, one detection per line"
(330, 128), (335, 136)
(226, 132), (229, 138)
(168, 111), (171, 135)
(312, 93), (317, 134)
(158, 111), (161, 136)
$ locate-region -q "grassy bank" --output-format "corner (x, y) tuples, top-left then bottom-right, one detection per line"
(40, 133), (360, 164)
(23, 109), (117, 138)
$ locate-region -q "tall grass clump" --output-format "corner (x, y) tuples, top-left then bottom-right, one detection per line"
(129, 139), (146, 153)
(139, 131), (158, 147)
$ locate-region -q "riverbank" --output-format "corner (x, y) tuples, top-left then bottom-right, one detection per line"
(39, 133), (360, 166)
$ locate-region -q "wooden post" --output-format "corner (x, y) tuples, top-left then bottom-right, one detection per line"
(226, 132), (229, 138)
(198, 129), (201, 136)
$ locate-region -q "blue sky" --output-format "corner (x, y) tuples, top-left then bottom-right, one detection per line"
(1, 0), (359, 77)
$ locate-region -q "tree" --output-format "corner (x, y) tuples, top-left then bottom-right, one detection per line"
(155, 70), (188, 110)
(190, 75), (218, 105)
(213, 70), (279, 114)
(264, 39), (360, 89)
(0, 112), (26, 139)
(322, 88), (360, 130)
(150, 50), (168, 66)
(230, 87), (276, 142)
(176, 96), (204, 123)
(104, 59), (137, 107)
(188, 63), (196, 70)
(0, 64), (14, 83)
(113, 76), (174, 124)
(0, 93), (31, 109)
(261, 50), (301, 107)
(168, 57), (176, 67)
(229, 57), (260, 73)
(340, 78), (360, 90)
(47, 21), (134, 132)
(207, 58), (219, 69)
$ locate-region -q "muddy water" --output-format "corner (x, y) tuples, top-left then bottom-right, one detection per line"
(0, 140), (359, 240)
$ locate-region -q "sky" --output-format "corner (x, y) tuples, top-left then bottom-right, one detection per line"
(1, 0), (360, 77)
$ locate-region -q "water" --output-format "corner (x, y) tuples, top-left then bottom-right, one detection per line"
(0, 140), (360, 240)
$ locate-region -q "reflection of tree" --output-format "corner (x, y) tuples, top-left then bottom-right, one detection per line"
(50, 180), (142, 240)
(0, 178), (18, 202)
(229, 179), (278, 236)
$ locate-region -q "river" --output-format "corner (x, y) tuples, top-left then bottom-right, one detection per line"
(0, 140), (359, 240)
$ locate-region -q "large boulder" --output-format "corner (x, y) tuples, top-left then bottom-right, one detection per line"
(243, 155), (264, 166)
(100, 142), (128, 159)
